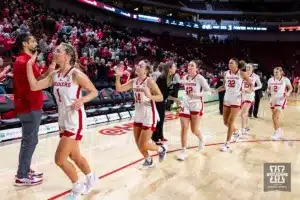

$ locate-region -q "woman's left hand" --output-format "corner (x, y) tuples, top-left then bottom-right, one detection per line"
(71, 98), (84, 110)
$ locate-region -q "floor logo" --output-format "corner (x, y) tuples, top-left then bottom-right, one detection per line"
(264, 163), (291, 192)
(99, 113), (178, 135)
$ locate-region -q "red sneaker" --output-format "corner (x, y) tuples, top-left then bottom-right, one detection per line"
(14, 176), (43, 186)
(29, 169), (43, 177)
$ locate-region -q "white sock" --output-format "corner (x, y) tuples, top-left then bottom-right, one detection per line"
(182, 147), (186, 152)
(146, 157), (152, 162)
(73, 180), (81, 188)
(86, 172), (93, 180)
(276, 128), (281, 133)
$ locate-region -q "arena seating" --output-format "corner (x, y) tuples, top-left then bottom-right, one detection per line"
(0, 87), (135, 130)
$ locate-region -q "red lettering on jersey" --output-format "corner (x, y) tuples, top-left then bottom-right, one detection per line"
(133, 88), (144, 92)
(53, 82), (72, 87)
(185, 83), (196, 86)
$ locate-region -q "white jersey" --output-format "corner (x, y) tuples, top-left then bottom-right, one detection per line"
(242, 72), (261, 100)
(268, 77), (291, 98)
(181, 74), (210, 103)
(53, 67), (86, 139)
(225, 70), (243, 95)
(132, 77), (159, 129)
(132, 77), (152, 107)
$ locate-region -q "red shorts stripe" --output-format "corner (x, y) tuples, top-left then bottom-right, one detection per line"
(242, 100), (253, 105)
(179, 113), (191, 118)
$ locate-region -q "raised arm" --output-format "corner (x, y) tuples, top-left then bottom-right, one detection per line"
(26, 52), (54, 91)
(37, 62), (56, 81)
(115, 67), (133, 92)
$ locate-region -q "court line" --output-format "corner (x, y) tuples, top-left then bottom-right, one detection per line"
(47, 138), (300, 200)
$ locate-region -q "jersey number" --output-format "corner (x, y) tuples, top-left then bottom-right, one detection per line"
(244, 82), (250, 88)
(186, 87), (193, 95)
(135, 93), (141, 104)
(228, 80), (236, 88)
(274, 85), (278, 92)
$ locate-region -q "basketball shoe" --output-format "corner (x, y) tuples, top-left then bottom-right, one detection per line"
(177, 149), (188, 161)
(220, 143), (230, 152)
(29, 169), (43, 177)
(139, 157), (154, 170)
(158, 144), (168, 162)
(67, 182), (85, 200)
(14, 176), (43, 186)
(82, 173), (97, 195)
(198, 137), (205, 150)
(271, 128), (282, 140)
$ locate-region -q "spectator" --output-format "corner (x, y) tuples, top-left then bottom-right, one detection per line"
(39, 34), (48, 54)
(0, 57), (11, 94)
(19, 20), (30, 34)
(151, 64), (162, 82)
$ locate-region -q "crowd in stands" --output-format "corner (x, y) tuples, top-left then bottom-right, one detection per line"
(0, 0), (300, 106)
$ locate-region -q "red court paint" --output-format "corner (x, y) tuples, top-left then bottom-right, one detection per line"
(48, 139), (300, 200)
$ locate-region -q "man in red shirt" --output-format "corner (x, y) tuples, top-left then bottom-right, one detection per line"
(13, 33), (53, 186)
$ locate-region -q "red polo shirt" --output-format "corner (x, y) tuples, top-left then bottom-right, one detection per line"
(13, 52), (43, 114)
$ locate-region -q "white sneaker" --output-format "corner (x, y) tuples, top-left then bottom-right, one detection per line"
(177, 150), (188, 161)
(220, 144), (229, 152)
(82, 174), (97, 195)
(232, 131), (241, 142)
(158, 144), (168, 162)
(271, 130), (281, 140)
(139, 158), (154, 170)
(67, 183), (84, 200)
(242, 128), (250, 136)
(198, 138), (205, 150)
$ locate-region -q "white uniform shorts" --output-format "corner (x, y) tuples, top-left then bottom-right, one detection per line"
(270, 95), (287, 111)
(133, 104), (159, 131)
(242, 92), (254, 105)
(179, 98), (204, 118)
(223, 92), (242, 109)
(58, 107), (87, 141)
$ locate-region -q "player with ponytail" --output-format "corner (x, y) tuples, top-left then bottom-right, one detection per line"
(26, 42), (99, 199)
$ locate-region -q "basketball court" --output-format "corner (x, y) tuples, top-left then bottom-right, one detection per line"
(1, 97), (300, 200)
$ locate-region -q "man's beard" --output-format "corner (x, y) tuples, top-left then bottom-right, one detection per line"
(30, 46), (38, 54)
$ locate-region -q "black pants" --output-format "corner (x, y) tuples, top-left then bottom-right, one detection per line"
(166, 84), (180, 110)
(218, 92), (225, 115)
(249, 96), (261, 117)
(152, 101), (166, 142)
